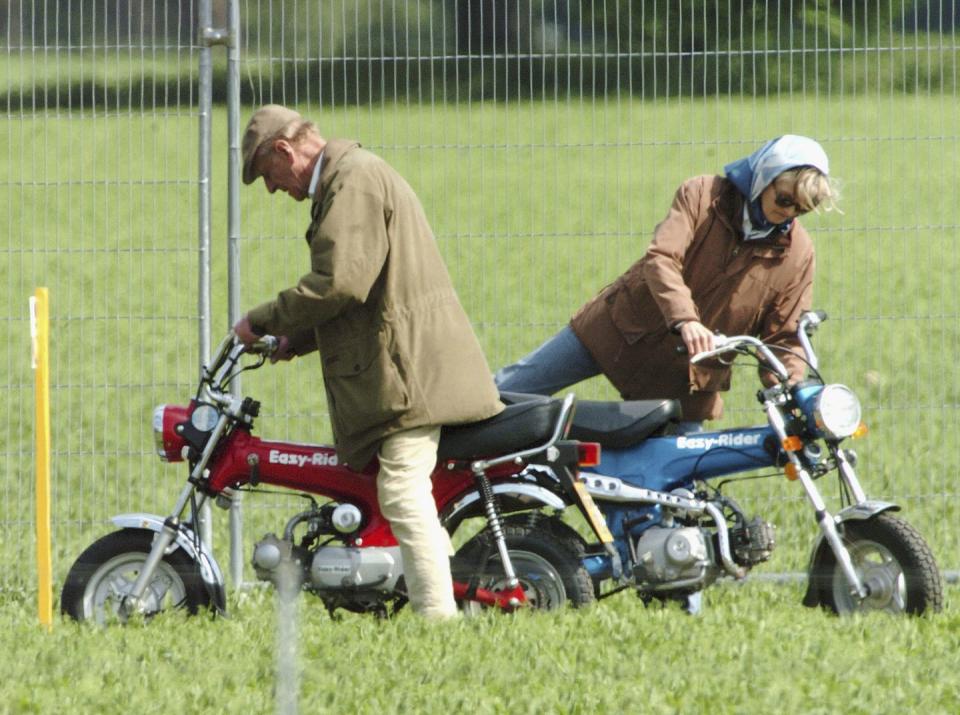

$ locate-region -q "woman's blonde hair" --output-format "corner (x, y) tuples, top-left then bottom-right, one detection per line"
(776, 167), (840, 213)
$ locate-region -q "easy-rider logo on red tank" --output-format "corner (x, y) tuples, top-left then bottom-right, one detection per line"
(268, 449), (339, 468)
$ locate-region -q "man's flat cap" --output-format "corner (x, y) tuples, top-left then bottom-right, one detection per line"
(241, 104), (303, 184)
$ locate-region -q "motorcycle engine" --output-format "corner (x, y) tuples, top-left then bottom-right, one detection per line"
(730, 516), (776, 566)
(252, 534), (403, 592)
(309, 545), (403, 591)
(632, 526), (712, 586)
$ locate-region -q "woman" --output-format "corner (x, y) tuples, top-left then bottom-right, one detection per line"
(495, 135), (838, 425)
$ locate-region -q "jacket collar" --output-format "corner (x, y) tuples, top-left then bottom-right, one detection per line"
(311, 139), (361, 204)
(714, 177), (793, 256)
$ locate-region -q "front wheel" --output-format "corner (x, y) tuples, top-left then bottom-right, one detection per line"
(814, 513), (943, 615)
(452, 515), (595, 612)
(60, 529), (213, 624)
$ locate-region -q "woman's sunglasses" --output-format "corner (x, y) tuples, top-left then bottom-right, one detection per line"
(773, 191), (813, 215)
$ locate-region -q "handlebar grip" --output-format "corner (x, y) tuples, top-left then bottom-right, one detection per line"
(678, 331), (728, 360)
(258, 335), (279, 354)
(239, 334), (279, 356)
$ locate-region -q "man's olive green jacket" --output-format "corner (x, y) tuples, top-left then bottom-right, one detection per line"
(248, 139), (502, 467)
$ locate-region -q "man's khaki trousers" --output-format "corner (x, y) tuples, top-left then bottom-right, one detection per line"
(376, 425), (457, 619)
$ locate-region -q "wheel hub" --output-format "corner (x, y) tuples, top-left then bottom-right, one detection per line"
(831, 538), (907, 614)
(460, 549), (567, 612)
(85, 555), (186, 623)
(861, 565), (899, 609)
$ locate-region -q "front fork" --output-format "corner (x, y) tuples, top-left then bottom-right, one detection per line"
(764, 400), (869, 601)
(121, 482), (198, 617)
(124, 412), (234, 615)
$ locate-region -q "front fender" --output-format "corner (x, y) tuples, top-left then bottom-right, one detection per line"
(801, 500), (900, 607)
(440, 483), (567, 533)
(112, 513), (227, 612)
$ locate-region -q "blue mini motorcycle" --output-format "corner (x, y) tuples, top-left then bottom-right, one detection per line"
(504, 311), (942, 615)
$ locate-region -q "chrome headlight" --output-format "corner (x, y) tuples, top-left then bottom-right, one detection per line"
(813, 384), (862, 440)
(152, 403), (190, 462)
(152, 405), (169, 459)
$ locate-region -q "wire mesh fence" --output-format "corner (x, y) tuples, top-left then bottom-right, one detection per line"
(2, 1), (958, 595)
(2, 0), (203, 592)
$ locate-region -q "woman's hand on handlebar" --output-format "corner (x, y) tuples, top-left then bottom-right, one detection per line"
(679, 320), (715, 358)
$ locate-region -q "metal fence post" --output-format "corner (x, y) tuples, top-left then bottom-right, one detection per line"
(226, 0), (247, 590)
(196, 0), (215, 552)
(198, 0), (231, 555)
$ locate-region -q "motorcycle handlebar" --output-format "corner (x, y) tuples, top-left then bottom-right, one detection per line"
(251, 335), (279, 356)
(690, 334), (790, 382)
(202, 332), (279, 389)
(796, 310), (827, 371)
(229, 332), (279, 358)
(799, 310), (828, 334)
(679, 309), (827, 382)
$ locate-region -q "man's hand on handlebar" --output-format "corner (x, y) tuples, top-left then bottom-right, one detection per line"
(233, 316), (294, 363)
(270, 336), (295, 363)
(233, 315), (261, 346)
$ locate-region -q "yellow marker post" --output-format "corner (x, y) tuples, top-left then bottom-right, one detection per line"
(31, 288), (53, 629)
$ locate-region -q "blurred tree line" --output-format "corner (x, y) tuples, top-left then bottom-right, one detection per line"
(2, 0), (957, 108)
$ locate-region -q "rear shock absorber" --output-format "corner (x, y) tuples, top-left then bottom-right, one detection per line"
(473, 466), (520, 593)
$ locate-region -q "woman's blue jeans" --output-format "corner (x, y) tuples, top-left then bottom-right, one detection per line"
(493, 325), (703, 434)
(493, 325), (600, 395)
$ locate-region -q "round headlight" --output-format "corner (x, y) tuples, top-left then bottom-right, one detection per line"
(153, 403), (190, 462)
(813, 384), (862, 440)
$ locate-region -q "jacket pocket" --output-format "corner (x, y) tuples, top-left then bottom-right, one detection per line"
(606, 283), (666, 345)
(322, 336), (411, 438)
(689, 362), (732, 393)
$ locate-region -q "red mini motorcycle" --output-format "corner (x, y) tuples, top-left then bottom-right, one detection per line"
(61, 334), (613, 624)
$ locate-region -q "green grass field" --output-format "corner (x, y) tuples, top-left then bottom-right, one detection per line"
(2, 94), (960, 712)
(3, 583), (959, 713)
(4, 95), (959, 574)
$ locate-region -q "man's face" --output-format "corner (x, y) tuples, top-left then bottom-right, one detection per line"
(256, 139), (313, 201)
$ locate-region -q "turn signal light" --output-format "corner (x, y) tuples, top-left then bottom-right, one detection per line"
(782, 436), (804, 452)
(852, 422), (869, 439)
(784, 463), (799, 481)
(577, 442), (601, 467)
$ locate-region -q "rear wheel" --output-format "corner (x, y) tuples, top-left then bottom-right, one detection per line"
(61, 529), (213, 624)
(453, 514), (595, 612)
(815, 513), (942, 615)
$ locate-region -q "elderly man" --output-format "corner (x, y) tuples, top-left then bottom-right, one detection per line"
(234, 104), (502, 619)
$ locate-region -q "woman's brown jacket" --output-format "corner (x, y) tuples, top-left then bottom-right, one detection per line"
(570, 175), (815, 421)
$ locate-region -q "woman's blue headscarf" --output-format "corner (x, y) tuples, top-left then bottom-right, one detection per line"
(724, 135), (830, 241)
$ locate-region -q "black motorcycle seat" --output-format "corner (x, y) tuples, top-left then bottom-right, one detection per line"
(569, 399), (681, 448)
(499, 391), (680, 449)
(438, 396), (563, 461)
